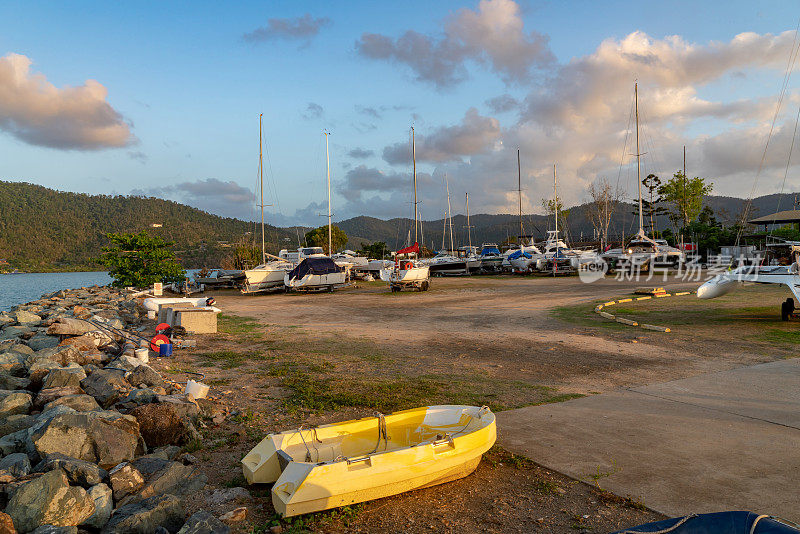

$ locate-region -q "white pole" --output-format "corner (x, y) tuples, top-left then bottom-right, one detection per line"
(553, 163), (558, 238)
(324, 131), (332, 255)
(445, 173), (454, 253)
(635, 82), (644, 236)
(259, 114), (265, 264)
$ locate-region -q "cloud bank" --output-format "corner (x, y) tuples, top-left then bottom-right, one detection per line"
(243, 14), (331, 44)
(0, 53), (133, 150)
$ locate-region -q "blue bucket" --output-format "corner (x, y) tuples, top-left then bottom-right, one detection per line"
(158, 343), (173, 357)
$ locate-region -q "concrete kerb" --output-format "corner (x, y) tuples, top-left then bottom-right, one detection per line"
(594, 290), (696, 333)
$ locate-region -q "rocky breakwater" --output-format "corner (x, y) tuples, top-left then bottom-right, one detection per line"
(0, 286), (232, 533)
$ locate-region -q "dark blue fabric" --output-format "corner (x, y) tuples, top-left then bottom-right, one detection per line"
(508, 250), (531, 260)
(287, 258), (342, 280)
(612, 511), (799, 534)
(481, 246), (501, 255)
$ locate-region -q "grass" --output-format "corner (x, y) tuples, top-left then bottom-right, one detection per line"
(758, 328), (800, 345)
(218, 313), (262, 334)
(198, 349), (271, 369)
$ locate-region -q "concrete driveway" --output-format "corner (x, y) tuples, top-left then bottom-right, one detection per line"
(497, 358), (800, 522)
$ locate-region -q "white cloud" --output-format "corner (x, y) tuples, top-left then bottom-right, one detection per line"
(243, 14), (331, 45)
(0, 53), (133, 150)
(355, 0), (552, 88)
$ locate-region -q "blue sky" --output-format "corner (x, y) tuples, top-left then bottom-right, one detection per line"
(0, 1), (798, 226)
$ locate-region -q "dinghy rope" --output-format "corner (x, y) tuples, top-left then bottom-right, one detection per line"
(594, 291), (697, 332)
(618, 513), (696, 534)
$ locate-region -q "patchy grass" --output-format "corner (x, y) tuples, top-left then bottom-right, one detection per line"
(198, 349), (271, 369)
(758, 328), (800, 345)
(218, 313), (261, 334)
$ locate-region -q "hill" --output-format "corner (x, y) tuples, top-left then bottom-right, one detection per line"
(0, 181), (296, 271)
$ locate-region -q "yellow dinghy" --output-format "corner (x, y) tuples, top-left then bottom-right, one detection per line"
(242, 405), (496, 517)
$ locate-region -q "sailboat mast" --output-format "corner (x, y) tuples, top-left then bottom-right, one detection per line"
(466, 193), (472, 249)
(553, 163), (558, 237)
(445, 173), (454, 252)
(635, 82), (644, 235)
(324, 131), (332, 254)
(517, 149), (523, 241)
(259, 114), (265, 264)
(412, 127), (418, 245)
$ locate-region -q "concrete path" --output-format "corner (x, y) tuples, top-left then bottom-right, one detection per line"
(497, 359), (800, 522)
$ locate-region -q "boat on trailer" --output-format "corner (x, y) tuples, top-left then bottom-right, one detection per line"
(242, 405), (496, 518)
(284, 257), (346, 292)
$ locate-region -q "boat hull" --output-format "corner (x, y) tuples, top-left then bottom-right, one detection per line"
(242, 405), (496, 517)
(284, 271), (347, 290)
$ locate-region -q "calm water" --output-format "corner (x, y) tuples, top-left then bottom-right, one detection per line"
(0, 271), (113, 311)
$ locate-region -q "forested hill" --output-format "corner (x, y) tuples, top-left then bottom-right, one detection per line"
(0, 181), (295, 271)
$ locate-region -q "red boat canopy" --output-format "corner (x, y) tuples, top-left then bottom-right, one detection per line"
(396, 242), (420, 255)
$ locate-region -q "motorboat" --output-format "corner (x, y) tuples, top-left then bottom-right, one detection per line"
(426, 253), (469, 276)
(193, 269), (244, 288)
(279, 246), (327, 263)
(478, 243), (504, 272)
(242, 260), (293, 293)
(380, 242), (430, 291)
(602, 231), (684, 272)
(612, 511), (799, 533)
(242, 405), (496, 518)
(284, 257), (346, 291)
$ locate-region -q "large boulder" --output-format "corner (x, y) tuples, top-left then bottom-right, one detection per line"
(130, 403), (191, 448)
(12, 311), (41, 326)
(108, 462), (145, 501)
(121, 461), (206, 506)
(0, 429), (28, 456)
(126, 365), (164, 389)
(0, 392), (32, 417)
(34, 387), (84, 410)
(0, 414), (34, 438)
(0, 352), (27, 376)
(56, 337), (104, 366)
(33, 454), (108, 487)
(46, 318), (95, 337)
(0, 453), (31, 483)
(100, 494), (184, 534)
(42, 367), (86, 390)
(31, 526), (78, 534)
(0, 326), (33, 341)
(80, 370), (130, 408)
(42, 394), (101, 414)
(28, 360), (62, 389)
(82, 483), (113, 530)
(0, 372), (30, 391)
(176, 510), (230, 534)
(34, 346), (86, 367)
(5, 469), (95, 533)
(25, 334), (59, 352)
(30, 411), (145, 470)
(0, 512), (15, 533)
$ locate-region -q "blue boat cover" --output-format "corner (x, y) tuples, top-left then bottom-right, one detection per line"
(481, 246), (501, 255)
(612, 511), (800, 534)
(508, 250), (531, 260)
(287, 257), (342, 281)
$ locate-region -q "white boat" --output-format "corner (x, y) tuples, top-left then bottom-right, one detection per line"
(284, 257), (346, 291)
(478, 243), (504, 272)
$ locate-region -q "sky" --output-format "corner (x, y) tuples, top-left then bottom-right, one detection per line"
(1, 0), (799, 227)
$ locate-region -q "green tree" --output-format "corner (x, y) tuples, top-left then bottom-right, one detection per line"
(359, 241), (389, 258)
(542, 197), (569, 230)
(304, 225), (348, 254)
(658, 171), (713, 229)
(641, 174), (669, 237)
(99, 231), (186, 287)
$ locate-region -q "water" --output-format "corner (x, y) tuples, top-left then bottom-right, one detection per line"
(0, 271), (113, 311)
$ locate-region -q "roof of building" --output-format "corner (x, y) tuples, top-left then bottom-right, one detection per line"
(748, 210), (800, 225)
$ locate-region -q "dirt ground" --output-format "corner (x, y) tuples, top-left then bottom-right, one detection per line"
(150, 273), (799, 533)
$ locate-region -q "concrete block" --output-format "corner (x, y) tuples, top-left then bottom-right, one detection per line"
(174, 310), (217, 334)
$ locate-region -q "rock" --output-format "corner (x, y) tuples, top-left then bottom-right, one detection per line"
(0, 352), (27, 376)
(46, 318), (95, 336)
(0, 372), (30, 391)
(42, 394), (101, 414)
(116, 388), (158, 410)
(130, 403), (190, 448)
(100, 494), (184, 534)
(206, 487), (250, 506)
(176, 510), (230, 534)
(34, 387), (84, 410)
(0, 512), (15, 534)
(30, 410), (145, 470)
(35, 346), (86, 367)
(0, 326), (32, 341)
(42, 367), (86, 390)
(72, 306), (91, 320)
(5, 470), (95, 532)
(108, 462), (145, 501)
(219, 507), (247, 524)
(121, 461), (206, 506)
(0, 312), (14, 325)
(31, 526), (78, 534)
(155, 394), (200, 420)
(33, 454), (108, 487)
(28, 360), (62, 389)
(56, 337), (104, 366)
(269, 526), (282, 534)
(80, 370), (130, 408)
(178, 453), (197, 465)
(25, 334), (59, 352)
(0, 453), (30, 483)
(82, 483), (112, 529)
(0, 392), (32, 417)
(0, 429), (28, 456)
(12, 311), (41, 326)
(125, 365), (163, 388)
(9, 344), (33, 356)
(138, 446), (181, 462)
(0, 415), (34, 438)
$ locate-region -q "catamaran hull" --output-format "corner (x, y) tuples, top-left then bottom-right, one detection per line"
(242, 405), (496, 518)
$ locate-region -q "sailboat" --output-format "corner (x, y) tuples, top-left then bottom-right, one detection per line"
(242, 114), (293, 294)
(285, 131), (347, 291)
(505, 149), (543, 272)
(602, 83), (684, 272)
(380, 127), (431, 291)
(426, 174), (471, 276)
